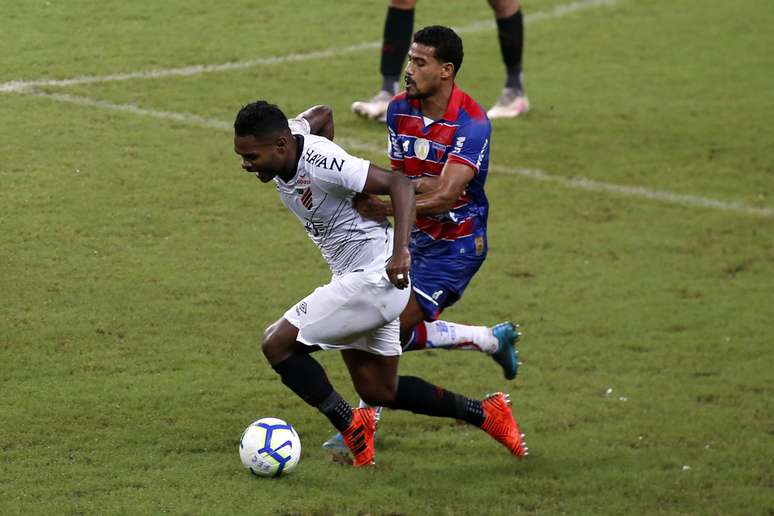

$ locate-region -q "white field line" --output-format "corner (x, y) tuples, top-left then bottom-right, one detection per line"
(0, 0), (618, 93)
(27, 90), (774, 218)
(489, 166), (774, 217)
(28, 91), (233, 131)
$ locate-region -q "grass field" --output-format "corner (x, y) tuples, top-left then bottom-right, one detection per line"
(2, 0), (773, 514)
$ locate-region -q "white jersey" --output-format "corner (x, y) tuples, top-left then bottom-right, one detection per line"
(275, 132), (394, 276)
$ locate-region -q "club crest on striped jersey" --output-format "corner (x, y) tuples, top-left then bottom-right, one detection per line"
(413, 138), (430, 160)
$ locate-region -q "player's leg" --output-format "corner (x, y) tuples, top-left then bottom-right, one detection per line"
(406, 319), (522, 380)
(262, 317), (356, 435)
(321, 298), (416, 454)
(271, 271), (408, 466)
(323, 280), (518, 457)
(403, 297), (500, 354)
(381, 0), (417, 95)
(341, 349), (400, 407)
(404, 249), (522, 379)
(398, 290), (427, 344)
(342, 349), (528, 458)
(486, 0), (530, 118)
(301, 269), (409, 465)
(351, 0), (417, 121)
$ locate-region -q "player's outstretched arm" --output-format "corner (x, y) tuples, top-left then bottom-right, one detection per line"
(295, 105), (334, 139)
(361, 164), (415, 289)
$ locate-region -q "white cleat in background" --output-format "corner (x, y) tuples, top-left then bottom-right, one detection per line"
(487, 88), (530, 119)
(351, 90), (393, 122)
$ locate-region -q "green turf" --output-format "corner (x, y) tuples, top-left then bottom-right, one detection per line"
(2, 0), (773, 514)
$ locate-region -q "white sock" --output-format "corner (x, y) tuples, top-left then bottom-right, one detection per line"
(424, 320), (498, 354)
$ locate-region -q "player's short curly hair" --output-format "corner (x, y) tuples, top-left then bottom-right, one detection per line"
(412, 25), (464, 76)
(234, 100), (289, 139)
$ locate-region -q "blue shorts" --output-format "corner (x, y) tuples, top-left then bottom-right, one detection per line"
(409, 233), (487, 320)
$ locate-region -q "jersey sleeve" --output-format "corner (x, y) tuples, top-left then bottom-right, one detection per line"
(307, 140), (371, 194)
(446, 117), (491, 174)
(386, 101), (404, 169)
(287, 117), (311, 135)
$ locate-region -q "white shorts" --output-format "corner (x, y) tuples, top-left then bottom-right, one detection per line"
(283, 269), (410, 356)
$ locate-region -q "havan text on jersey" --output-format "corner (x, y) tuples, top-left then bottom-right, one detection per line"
(303, 148), (345, 172)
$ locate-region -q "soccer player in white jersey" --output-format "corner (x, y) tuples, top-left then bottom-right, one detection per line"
(233, 100), (527, 467)
(291, 102), (522, 453)
(294, 105), (520, 379)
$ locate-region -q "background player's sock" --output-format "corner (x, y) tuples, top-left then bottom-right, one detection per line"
(387, 376), (485, 427)
(380, 6), (414, 93)
(272, 354), (353, 431)
(381, 76), (401, 96)
(496, 9), (525, 91)
(405, 320), (498, 353)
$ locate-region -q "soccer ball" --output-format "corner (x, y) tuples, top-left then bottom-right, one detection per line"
(239, 417), (301, 477)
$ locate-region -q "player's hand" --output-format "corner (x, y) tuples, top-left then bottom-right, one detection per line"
(353, 193), (389, 222)
(387, 247), (411, 289)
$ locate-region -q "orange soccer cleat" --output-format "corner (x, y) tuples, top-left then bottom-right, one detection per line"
(341, 407), (377, 467)
(481, 392), (528, 458)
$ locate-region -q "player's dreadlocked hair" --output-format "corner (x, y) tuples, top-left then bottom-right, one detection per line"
(234, 101), (290, 140)
(412, 25), (464, 76)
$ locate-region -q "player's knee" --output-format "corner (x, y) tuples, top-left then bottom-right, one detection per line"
(355, 380), (398, 407)
(261, 323), (289, 364)
(260, 327), (276, 361)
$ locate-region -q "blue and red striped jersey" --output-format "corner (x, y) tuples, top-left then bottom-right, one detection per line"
(386, 85), (491, 248)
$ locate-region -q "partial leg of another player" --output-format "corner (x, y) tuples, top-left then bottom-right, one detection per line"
(340, 348), (528, 464)
(351, 0), (416, 122)
(263, 318), (368, 459)
(323, 294), (522, 452)
(399, 292), (521, 379)
(486, 0), (530, 118)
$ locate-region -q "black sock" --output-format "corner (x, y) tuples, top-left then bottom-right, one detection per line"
(496, 10), (524, 91)
(387, 376), (485, 427)
(271, 354), (353, 431)
(380, 6), (414, 92)
(317, 390), (354, 432)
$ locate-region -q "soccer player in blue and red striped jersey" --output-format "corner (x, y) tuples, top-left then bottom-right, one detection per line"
(354, 25), (520, 365)
(321, 27), (528, 454)
(387, 29), (493, 322)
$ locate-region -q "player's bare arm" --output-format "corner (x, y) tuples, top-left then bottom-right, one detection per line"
(390, 165), (442, 194)
(414, 161), (474, 214)
(296, 105), (334, 139)
(361, 164), (415, 289)
(413, 174), (441, 194)
(355, 161), (474, 218)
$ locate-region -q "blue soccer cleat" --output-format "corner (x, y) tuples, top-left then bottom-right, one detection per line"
(322, 431), (347, 453)
(491, 322), (522, 380)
